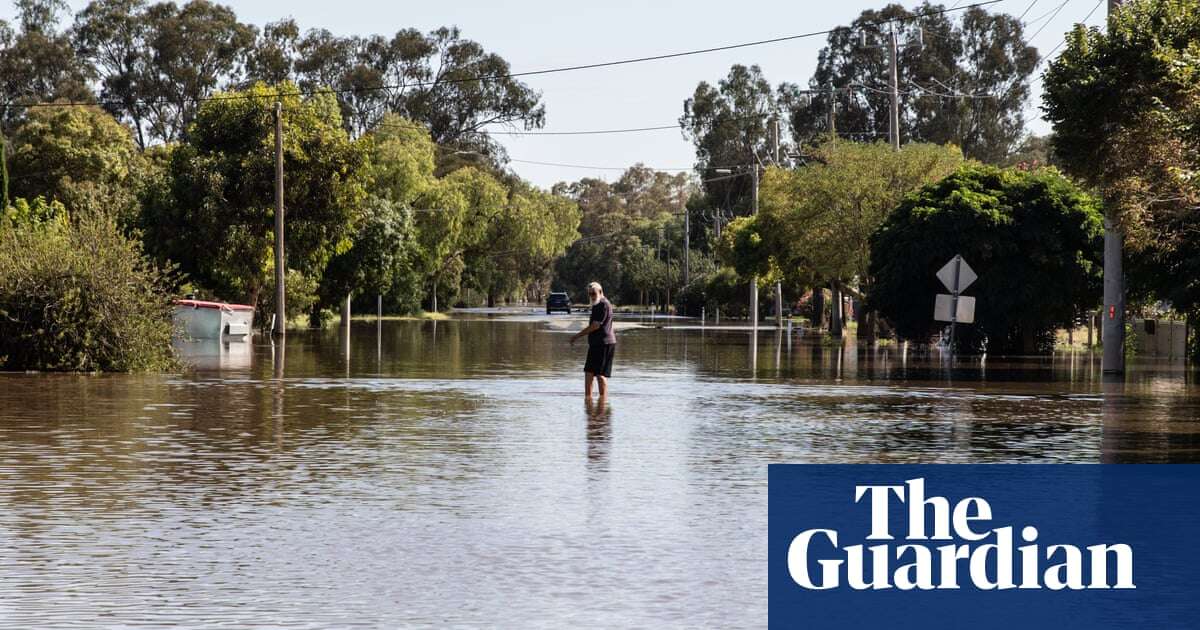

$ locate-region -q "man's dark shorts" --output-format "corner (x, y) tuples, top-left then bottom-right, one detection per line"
(584, 344), (615, 378)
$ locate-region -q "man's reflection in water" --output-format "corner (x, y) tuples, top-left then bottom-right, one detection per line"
(585, 397), (612, 465)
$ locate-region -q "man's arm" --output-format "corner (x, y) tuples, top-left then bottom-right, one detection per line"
(570, 322), (600, 344)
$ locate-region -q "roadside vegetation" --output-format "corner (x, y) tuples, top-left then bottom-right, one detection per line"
(0, 205), (177, 371)
(0, 0), (1197, 368)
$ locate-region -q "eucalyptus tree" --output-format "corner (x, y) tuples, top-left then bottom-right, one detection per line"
(73, 0), (257, 146)
(680, 64), (779, 215)
(0, 0), (92, 129)
(784, 2), (1038, 163)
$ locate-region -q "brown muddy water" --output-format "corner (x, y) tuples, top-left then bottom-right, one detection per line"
(0, 311), (1196, 628)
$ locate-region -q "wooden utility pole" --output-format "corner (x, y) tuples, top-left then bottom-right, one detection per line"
(1102, 0), (1125, 374)
(888, 30), (901, 151)
(683, 209), (690, 287)
(827, 84), (836, 138)
(273, 102), (286, 337)
(0, 132), (8, 208)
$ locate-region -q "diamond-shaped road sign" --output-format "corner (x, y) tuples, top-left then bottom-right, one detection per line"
(937, 255), (977, 294)
(934, 294), (976, 324)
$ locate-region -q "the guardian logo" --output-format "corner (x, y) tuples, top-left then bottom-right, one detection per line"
(787, 478), (1136, 591)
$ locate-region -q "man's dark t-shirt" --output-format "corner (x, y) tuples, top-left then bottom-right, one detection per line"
(589, 298), (616, 346)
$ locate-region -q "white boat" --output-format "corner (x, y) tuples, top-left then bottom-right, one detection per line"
(173, 299), (255, 341)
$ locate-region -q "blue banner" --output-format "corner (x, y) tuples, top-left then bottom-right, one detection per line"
(768, 465), (1200, 629)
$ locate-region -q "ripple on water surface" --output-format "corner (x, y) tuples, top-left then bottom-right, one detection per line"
(0, 319), (1196, 628)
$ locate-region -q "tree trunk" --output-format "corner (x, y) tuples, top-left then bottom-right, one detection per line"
(830, 285), (843, 337)
(487, 290), (496, 308)
(811, 287), (826, 331)
(1021, 327), (1037, 355)
(855, 298), (868, 341)
(340, 293), (351, 328)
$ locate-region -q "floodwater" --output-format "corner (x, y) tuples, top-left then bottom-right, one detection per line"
(0, 310), (1196, 628)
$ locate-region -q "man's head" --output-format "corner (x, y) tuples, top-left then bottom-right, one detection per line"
(587, 281), (603, 305)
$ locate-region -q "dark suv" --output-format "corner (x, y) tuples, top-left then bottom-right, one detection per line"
(546, 292), (571, 314)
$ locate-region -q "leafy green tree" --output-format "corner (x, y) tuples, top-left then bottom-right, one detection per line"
(869, 165), (1104, 353)
(1003, 134), (1055, 169)
(73, 0), (256, 145)
(1043, 0), (1200, 304)
(142, 82), (367, 306)
(0, 0), (93, 128)
(319, 196), (421, 313)
(786, 2), (1038, 163)
(73, 0), (153, 148)
(383, 26), (545, 152)
(7, 104), (143, 223)
(415, 165), (507, 311)
(244, 18), (300, 86)
(552, 166), (694, 304)
(253, 24), (545, 149)
(367, 113), (438, 204)
(680, 64), (778, 214)
(462, 181), (579, 306)
(748, 140), (963, 290)
(2, 195), (67, 230)
(0, 209), (176, 372)
(1043, 0), (1200, 235)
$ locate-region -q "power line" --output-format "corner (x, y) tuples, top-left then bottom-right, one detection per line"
(1027, 0), (1072, 41)
(908, 79), (1000, 99)
(1043, 0), (1104, 60)
(489, 124), (680, 136)
(1018, 0), (1042, 22)
(374, 110), (779, 138)
(508, 158), (694, 172)
(24, 0), (1005, 111)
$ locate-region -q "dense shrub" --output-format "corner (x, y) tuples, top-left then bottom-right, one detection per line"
(0, 209), (177, 371)
(869, 165), (1103, 354)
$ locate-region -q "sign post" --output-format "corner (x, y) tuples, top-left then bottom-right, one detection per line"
(934, 255), (977, 354)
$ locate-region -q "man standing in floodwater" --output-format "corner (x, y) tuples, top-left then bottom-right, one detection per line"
(570, 281), (616, 398)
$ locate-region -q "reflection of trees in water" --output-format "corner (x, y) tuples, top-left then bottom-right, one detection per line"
(1101, 377), (1200, 463)
(301, 320), (580, 378)
(0, 361), (494, 526)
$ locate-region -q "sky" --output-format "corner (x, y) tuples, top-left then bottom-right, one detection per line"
(5, 0), (1109, 188)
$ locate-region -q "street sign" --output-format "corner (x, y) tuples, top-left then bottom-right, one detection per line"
(937, 255), (977, 293)
(934, 294), (976, 324)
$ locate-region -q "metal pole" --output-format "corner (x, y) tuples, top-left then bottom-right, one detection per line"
(272, 101), (286, 337)
(777, 280), (787, 326)
(1102, 215), (1125, 373)
(1103, 0), (1126, 374)
(888, 30), (901, 151)
(769, 118), (783, 328)
(750, 166), (759, 333)
(949, 255), (962, 353)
